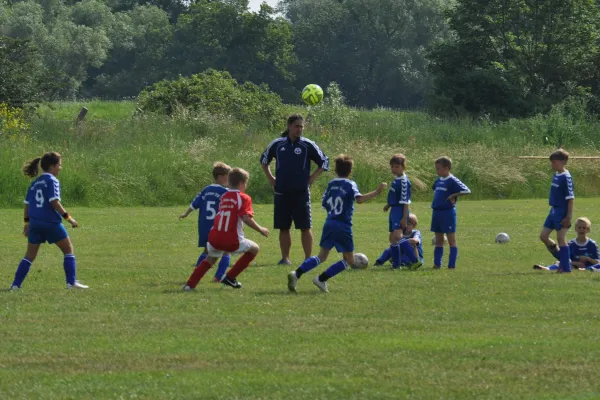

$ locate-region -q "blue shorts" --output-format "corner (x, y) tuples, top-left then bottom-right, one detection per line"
(319, 220), (354, 253)
(198, 226), (210, 248)
(28, 220), (68, 244)
(431, 208), (456, 233)
(544, 207), (570, 231)
(388, 207), (408, 232)
(274, 191), (311, 230)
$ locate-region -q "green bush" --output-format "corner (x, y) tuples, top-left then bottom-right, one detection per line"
(137, 70), (284, 127)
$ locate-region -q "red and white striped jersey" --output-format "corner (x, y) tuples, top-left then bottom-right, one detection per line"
(208, 190), (254, 251)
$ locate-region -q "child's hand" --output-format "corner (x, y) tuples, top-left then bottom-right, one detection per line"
(260, 227), (270, 238)
(447, 195), (456, 205)
(179, 213), (187, 220)
(383, 204), (390, 212)
(69, 217), (79, 228)
(23, 224), (29, 237)
(400, 219), (407, 229)
(561, 216), (571, 228)
(376, 182), (388, 194)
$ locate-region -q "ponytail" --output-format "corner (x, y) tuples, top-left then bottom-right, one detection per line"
(280, 129), (289, 137)
(23, 157), (42, 177)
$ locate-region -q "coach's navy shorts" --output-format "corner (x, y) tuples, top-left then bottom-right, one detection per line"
(28, 220), (68, 244)
(388, 206), (408, 232)
(544, 207), (570, 231)
(430, 208), (456, 233)
(320, 220), (354, 253)
(274, 191), (312, 230)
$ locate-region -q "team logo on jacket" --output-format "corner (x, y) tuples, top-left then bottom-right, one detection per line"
(294, 148), (302, 155)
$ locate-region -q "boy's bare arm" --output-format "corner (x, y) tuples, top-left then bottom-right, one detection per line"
(179, 207), (194, 220)
(241, 214), (270, 237)
(356, 183), (387, 204)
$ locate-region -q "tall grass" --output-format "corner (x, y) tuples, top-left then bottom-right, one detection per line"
(1, 103), (600, 208)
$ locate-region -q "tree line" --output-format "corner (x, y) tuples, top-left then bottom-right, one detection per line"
(1, 0), (600, 118)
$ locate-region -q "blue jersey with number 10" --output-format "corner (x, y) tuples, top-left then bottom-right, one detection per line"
(191, 184), (229, 243)
(24, 173), (62, 224)
(322, 178), (361, 226)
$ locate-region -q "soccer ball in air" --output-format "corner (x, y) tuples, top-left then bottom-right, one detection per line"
(495, 233), (510, 244)
(352, 253), (369, 269)
(302, 84), (324, 106)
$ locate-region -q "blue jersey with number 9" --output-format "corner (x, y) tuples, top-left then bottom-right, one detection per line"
(191, 184), (229, 246)
(321, 178), (361, 226)
(24, 173), (62, 224)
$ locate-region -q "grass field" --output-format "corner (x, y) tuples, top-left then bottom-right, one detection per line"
(2, 199), (600, 399)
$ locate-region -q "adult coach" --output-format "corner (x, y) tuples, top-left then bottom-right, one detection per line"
(260, 114), (329, 265)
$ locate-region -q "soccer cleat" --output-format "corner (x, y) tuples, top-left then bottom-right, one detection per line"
(409, 261), (423, 271)
(373, 260), (384, 267)
(67, 280), (89, 289)
(533, 264), (544, 270)
(277, 259), (292, 265)
(10, 285), (20, 291)
(312, 276), (328, 293)
(221, 276), (242, 289)
(590, 268), (600, 273)
(433, 265), (442, 269)
(287, 271), (298, 293)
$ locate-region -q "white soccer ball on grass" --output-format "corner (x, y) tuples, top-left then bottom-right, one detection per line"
(495, 233), (510, 244)
(431, 235), (448, 246)
(352, 253), (369, 269)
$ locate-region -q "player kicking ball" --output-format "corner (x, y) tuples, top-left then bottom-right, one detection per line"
(184, 168), (269, 290)
(287, 155), (387, 293)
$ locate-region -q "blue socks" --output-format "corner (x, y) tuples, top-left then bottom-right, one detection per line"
(64, 254), (76, 285)
(214, 254), (230, 281)
(319, 260), (348, 282)
(12, 258), (33, 288)
(448, 247), (458, 269)
(559, 246), (571, 272)
(390, 243), (401, 268)
(296, 256), (321, 278)
(196, 252), (208, 267)
(376, 248), (391, 265)
(434, 247), (443, 267)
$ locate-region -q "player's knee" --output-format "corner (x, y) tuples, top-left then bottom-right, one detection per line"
(249, 243), (260, 254)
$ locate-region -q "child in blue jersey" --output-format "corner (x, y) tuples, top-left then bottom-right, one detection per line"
(534, 217), (600, 271)
(375, 154), (421, 269)
(179, 162), (231, 282)
(375, 213), (424, 268)
(431, 156), (471, 269)
(287, 155), (387, 293)
(539, 149), (575, 273)
(10, 152), (88, 290)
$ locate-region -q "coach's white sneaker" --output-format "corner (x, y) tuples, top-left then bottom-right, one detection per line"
(312, 276), (328, 293)
(288, 271), (298, 293)
(10, 285), (20, 291)
(67, 280), (89, 289)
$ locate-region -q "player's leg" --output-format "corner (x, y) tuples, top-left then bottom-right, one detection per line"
(446, 232), (458, 269)
(222, 240), (259, 288)
(274, 193), (293, 264)
(288, 225), (331, 293)
(11, 243), (41, 289)
(313, 251), (353, 293)
(293, 190), (313, 260)
(556, 227), (571, 272)
(52, 223), (88, 289)
(196, 248), (208, 268)
(540, 213), (560, 259)
(431, 210), (444, 268)
(186, 243), (220, 289)
(375, 234), (392, 266)
(390, 229), (404, 268)
(213, 252), (231, 282)
(300, 229), (313, 260)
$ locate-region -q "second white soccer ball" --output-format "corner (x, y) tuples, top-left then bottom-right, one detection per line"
(352, 253), (369, 269)
(495, 233), (510, 244)
(431, 235), (449, 246)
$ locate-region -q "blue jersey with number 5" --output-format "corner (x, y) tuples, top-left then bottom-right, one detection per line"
(191, 184), (229, 243)
(322, 178), (361, 226)
(24, 173), (62, 224)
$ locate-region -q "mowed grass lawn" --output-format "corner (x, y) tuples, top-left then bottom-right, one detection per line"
(1, 198), (600, 399)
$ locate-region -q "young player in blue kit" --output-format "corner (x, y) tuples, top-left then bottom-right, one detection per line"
(287, 155), (387, 293)
(375, 154), (421, 269)
(539, 149), (575, 273)
(374, 213), (424, 268)
(431, 156), (471, 269)
(10, 152), (88, 290)
(534, 217), (600, 271)
(179, 162), (232, 282)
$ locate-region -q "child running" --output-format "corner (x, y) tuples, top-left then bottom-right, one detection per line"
(287, 155), (387, 293)
(10, 152), (88, 290)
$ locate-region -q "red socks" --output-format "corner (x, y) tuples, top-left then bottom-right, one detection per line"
(186, 260), (212, 288)
(226, 252), (256, 279)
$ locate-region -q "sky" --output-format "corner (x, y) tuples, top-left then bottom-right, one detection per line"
(248, 0), (279, 11)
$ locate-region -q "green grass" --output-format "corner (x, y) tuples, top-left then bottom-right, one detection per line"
(2, 199), (600, 399)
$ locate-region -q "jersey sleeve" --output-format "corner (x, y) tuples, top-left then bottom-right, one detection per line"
(321, 187), (330, 209)
(260, 138), (279, 165)
(569, 240), (579, 261)
(238, 194), (254, 218)
(307, 141), (329, 170)
(48, 178), (61, 202)
(350, 181), (361, 198)
(398, 178), (411, 204)
(451, 176), (471, 195)
(593, 242), (600, 260)
(565, 175), (575, 200)
(190, 193), (203, 210)
(414, 230), (422, 244)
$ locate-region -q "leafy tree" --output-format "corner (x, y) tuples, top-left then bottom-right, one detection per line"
(427, 0), (600, 117)
(0, 36), (43, 106)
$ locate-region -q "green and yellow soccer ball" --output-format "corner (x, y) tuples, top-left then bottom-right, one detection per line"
(302, 84), (324, 106)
